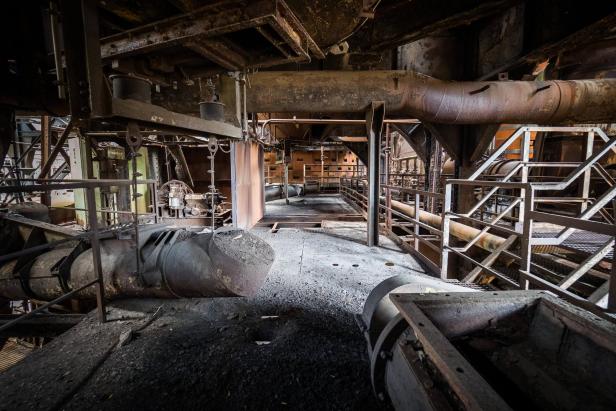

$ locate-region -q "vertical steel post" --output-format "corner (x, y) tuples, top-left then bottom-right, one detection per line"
(384, 124), (390, 186)
(85, 186), (106, 323)
(517, 128), (531, 231)
(40, 116), (51, 205)
(283, 163), (289, 205)
(610, 207), (616, 312)
(580, 130), (594, 213)
(366, 102), (385, 247)
(384, 124), (391, 230)
(386, 187), (392, 231)
(414, 191), (420, 251)
(151, 181), (159, 223)
(81, 0), (110, 118)
(320, 145), (324, 191)
(440, 183), (452, 279)
(519, 185), (535, 290)
(608, 248), (616, 312)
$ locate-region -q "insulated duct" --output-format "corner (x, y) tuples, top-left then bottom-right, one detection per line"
(245, 71), (616, 124)
(0, 227), (275, 301)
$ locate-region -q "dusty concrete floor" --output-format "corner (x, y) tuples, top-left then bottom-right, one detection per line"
(261, 194), (361, 221)
(0, 195), (426, 410)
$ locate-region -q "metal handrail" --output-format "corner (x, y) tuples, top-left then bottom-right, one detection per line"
(440, 126), (616, 312)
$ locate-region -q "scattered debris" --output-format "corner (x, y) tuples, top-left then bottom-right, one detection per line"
(117, 330), (133, 348)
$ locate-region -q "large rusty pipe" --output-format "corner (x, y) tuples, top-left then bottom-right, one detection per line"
(246, 71), (616, 124)
(389, 198), (506, 251)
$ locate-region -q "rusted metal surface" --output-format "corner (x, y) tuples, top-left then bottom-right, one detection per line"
(360, 274), (477, 356)
(100, 0), (324, 69)
(110, 97), (242, 139)
(245, 71), (616, 124)
(352, 0), (522, 52)
(367, 291), (616, 410)
(110, 75), (152, 103)
(284, 0), (362, 47)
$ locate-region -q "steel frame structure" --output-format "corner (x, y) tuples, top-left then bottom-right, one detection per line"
(442, 126), (615, 311)
(341, 126), (616, 312)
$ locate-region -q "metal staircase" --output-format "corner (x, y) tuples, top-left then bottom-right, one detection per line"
(441, 126), (616, 312)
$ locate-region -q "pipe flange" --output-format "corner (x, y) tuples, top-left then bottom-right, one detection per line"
(370, 313), (412, 403)
(362, 274), (416, 351)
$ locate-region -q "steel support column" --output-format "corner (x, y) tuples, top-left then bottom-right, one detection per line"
(367, 102), (385, 247)
(85, 186), (107, 323)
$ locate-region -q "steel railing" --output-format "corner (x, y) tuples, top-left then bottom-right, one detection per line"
(442, 126), (616, 311)
(341, 126), (615, 313)
(0, 178), (157, 330)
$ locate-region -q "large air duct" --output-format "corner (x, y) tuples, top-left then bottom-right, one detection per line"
(245, 71), (616, 124)
(0, 227), (275, 301)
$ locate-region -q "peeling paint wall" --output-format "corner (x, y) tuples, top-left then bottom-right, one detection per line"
(231, 141), (264, 229)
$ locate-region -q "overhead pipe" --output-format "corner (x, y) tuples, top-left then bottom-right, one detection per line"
(0, 227), (275, 301)
(246, 71), (616, 124)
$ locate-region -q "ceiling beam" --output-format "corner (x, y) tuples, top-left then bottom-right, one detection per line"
(477, 11), (616, 80)
(355, 0), (521, 51)
(185, 38), (248, 71)
(100, 0), (323, 62)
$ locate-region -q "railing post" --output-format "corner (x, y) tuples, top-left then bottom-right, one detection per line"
(414, 191), (420, 251)
(386, 186), (392, 231)
(440, 183), (452, 279)
(519, 184), (535, 290)
(517, 127), (532, 231)
(609, 238), (616, 311)
(85, 186), (107, 323)
(580, 130), (594, 213)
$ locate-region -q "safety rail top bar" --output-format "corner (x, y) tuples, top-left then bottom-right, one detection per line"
(381, 184), (444, 199)
(447, 180), (530, 189)
(0, 179), (157, 193)
(468, 126), (615, 181)
(529, 211), (616, 238)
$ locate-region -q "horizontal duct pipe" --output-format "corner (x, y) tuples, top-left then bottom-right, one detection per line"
(0, 227), (274, 301)
(246, 71), (616, 124)
(388, 198), (506, 252)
